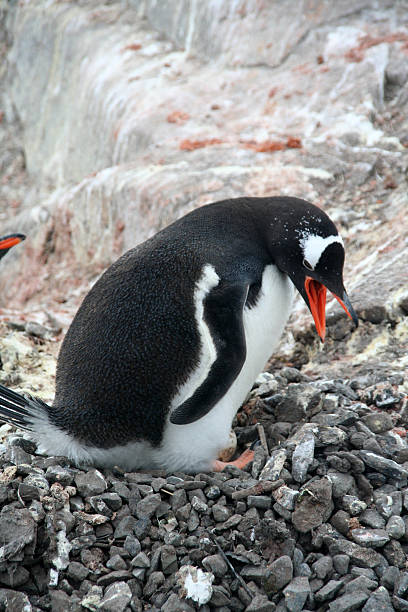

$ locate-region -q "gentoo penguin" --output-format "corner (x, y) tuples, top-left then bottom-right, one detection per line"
(0, 233), (25, 260)
(0, 197), (357, 473)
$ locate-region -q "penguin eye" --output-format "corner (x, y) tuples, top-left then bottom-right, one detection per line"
(303, 258), (314, 271)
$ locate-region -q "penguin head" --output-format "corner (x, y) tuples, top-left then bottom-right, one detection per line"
(266, 198), (358, 341)
(0, 234), (25, 261)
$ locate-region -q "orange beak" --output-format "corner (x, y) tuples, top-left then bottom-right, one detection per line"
(305, 276), (357, 342)
(0, 235), (24, 250)
(305, 277), (327, 341)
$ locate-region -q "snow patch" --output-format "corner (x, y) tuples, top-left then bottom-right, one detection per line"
(177, 565), (214, 605)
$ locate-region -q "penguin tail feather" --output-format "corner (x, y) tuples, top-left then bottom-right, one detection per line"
(0, 383), (50, 432)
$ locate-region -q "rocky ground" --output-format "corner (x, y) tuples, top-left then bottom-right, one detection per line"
(0, 308), (407, 612)
(0, 1), (408, 611)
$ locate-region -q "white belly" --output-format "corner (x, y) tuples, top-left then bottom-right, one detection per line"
(155, 264), (295, 472)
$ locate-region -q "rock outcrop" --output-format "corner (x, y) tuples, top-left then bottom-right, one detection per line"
(0, 1), (407, 336)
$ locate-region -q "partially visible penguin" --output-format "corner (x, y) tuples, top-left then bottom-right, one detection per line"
(0, 197), (357, 473)
(0, 233), (25, 260)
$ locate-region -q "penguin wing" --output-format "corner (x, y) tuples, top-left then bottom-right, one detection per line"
(170, 279), (250, 425)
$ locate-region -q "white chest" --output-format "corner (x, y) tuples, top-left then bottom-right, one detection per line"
(156, 264), (295, 472)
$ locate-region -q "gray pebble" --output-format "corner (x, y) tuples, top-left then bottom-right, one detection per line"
(18, 482), (40, 502)
(81, 585), (103, 609)
(362, 586), (394, 612)
(100, 492), (123, 511)
(315, 425), (347, 446)
(373, 386), (401, 409)
(251, 445), (267, 478)
(297, 563), (312, 578)
(351, 528), (390, 548)
(292, 548), (304, 573)
(247, 495), (271, 509)
(264, 555), (293, 594)
(106, 554), (127, 571)
(360, 508), (386, 529)
(241, 565), (269, 584)
(375, 491), (402, 518)
(160, 544), (178, 575)
(171, 488), (187, 511)
(392, 595), (408, 611)
(25, 321), (52, 339)
(202, 553), (228, 578)
(396, 572), (408, 598)
(328, 590), (369, 611)
(191, 495), (208, 513)
(383, 540), (406, 568)
(74, 470), (107, 497)
(403, 490), (408, 511)
(124, 535), (141, 557)
(312, 556), (333, 580)
(315, 579), (343, 602)
(210, 584), (230, 606)
(131, 551), (150, 569)
(273, 501), (292, 520)
(281, 367), (308, 383)
(0, 590), (35, 611)
(333, 554), (350, 575)
(283, 576), (311, 612)
(99, 581), (132, 611)
(327, 471), (355, 497)
(272, 485), (299, 510)
(342, 495), (367, 516)
(5, 445), (32, 465)
(67, 561), (89, 582)
(89, 497), (113, 518)
(136, 493), (162, 519)
(0, 565), (30, 587)
(291, 433), (315, 483)
(359, 452), (408, 480)
(351, 567), (378, 581)
(49, 590), (75, 611)
(161, 592), (195, 612)
(259, 448), (287, 481)
(330, 510), (351, 536)
(325, 536), (384, 568)
(363, 413), (394, 434)
(205, 485), (221, 500)
(274, 384), (322, 423)
(187, 508), (200, 531)
(385, 515), (405, 539)
(245, 593), (276, 611)
(344, 575), (377, 593)
(212, 503), (231, 522)
(45, 465), (74, 486)
(69, 496), (85, 512)
(292, 478), (333, 533)
(24, 472), (50, 494)
(133, 517), (151, 539)
(380, 565), (401, 590)
(114, 516), (138, 539)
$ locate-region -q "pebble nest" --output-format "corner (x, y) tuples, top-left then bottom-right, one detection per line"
(0, 324), (407, 612)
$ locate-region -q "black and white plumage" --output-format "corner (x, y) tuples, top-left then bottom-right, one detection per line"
(0, 197), (357, 473)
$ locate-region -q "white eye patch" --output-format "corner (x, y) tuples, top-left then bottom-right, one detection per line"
(300, 234), (344, 270)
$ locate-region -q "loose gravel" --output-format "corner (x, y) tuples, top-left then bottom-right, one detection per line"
(0, 363), (407, 611)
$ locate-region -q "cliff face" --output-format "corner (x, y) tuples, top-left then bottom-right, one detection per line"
(0, 0), (407, 371)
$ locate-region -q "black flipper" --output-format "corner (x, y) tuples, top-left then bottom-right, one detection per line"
(170, 280), (249, 425)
